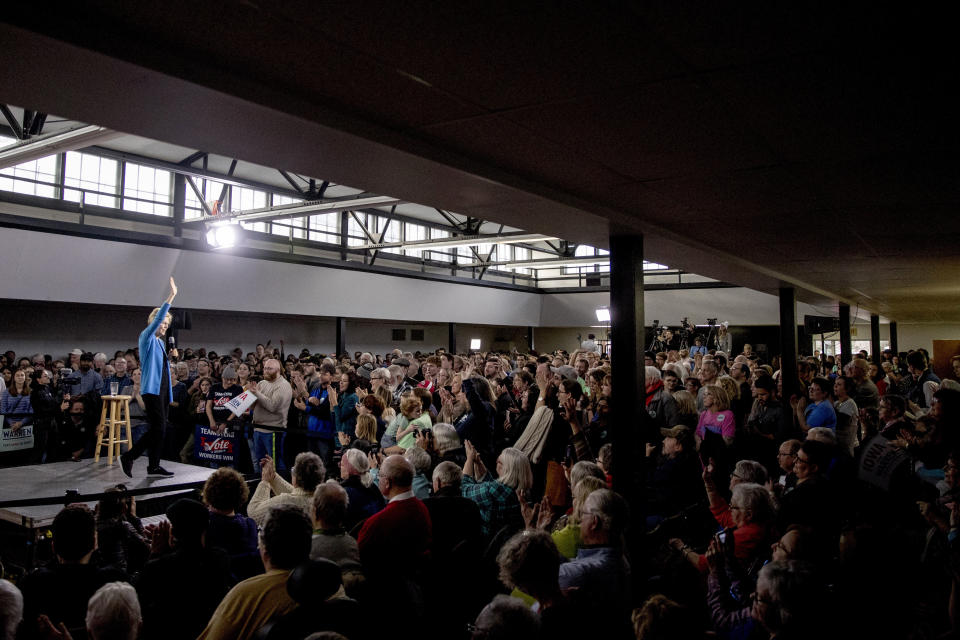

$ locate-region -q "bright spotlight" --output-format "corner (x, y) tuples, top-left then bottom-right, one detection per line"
(595, 308), (610, 323)
(470, 338), (481, 351)
(206, 223), (240, 250)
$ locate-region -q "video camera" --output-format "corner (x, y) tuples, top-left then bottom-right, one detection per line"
(58, 367), (82, 394)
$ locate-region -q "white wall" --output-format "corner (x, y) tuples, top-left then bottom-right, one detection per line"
(539, 288), (829, 327)
(0, 302), (532, 359)
(897, 324), (960, 354)
(0, 227), (541, 326)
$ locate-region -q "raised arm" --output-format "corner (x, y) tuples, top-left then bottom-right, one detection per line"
(165, 277), (178, 305)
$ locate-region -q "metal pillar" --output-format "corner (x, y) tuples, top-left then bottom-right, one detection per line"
(527, 326), (535, 352)
(335, 317), (346, 357)
(448, 323), (457, 354)
(779, 288), (800, 398)
(870, 314), (881, 364)
(890, 321), (899, 355)
(839, 303), (852, 367)
(608, 230), (645, 527)
(173, 174), (185, 238)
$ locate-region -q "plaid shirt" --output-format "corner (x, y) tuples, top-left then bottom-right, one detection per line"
(462, 473), (521, 538)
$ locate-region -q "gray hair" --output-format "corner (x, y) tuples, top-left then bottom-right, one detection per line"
(381, 455), (414, 489)
(312, 481), (349, 527)
(473, 594), (541, 640)
(342, 448), (373, 487)
(731, 482), (775, 524)
(497, 447), (533, 491)
(570, 460), (605, 491)
(644, 366), (661, 381)
(432, 461), (463, 489)
(0, 579), (22, 640)
(86, 582), (141, 640)
(432, 423), (460, 454)
(404, 446), (432, 475)
(806, 427), (837, 446)
(733, 460), (768, 485)
(662, 362), (688, 381)
(756, 560), (818, 633)
(387, 365), (406, 388)
(292, 452), (326, 492)
(584, 489), (629, 541)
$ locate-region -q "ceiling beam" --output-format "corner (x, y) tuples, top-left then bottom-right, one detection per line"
(356, 231), (558, 251)
(0, 125), (121, 169)
(278, 169), (304, 193)
(209, 195), (403, 224)
(0, 105), (23, 140)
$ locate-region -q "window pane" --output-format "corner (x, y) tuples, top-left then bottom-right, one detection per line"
(308, 212), (338, 243)
(63, 151), (117, 207)
(427, 229), (452, 262)
(0, 136), (59, 199)
(122, 162), (172, 216)
(404, 222), (426, 258)
(512, 246), (531, 275)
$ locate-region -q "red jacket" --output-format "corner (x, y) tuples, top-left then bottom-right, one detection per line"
(696, 502), (771, 573)
(358, 495), (432, 577)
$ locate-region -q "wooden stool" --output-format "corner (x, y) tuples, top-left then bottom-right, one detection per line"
(96, 395), (133, 464)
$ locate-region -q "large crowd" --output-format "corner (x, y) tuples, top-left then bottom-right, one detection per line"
(2, 333), (960, 640)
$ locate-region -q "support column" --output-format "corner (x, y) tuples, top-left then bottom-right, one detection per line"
(335, 317), (346, 357)
(839, 303), (852, 367)
(608, 230), (645, 534)
(339, 210), (349, 261)
(890, 321), (898, 355)
(527, 326), (535, 352)
(870, 314), (881, 365)
(448, 323), (457, 354)
(779, 288), (800, 398)
(172, 174), (185, 238)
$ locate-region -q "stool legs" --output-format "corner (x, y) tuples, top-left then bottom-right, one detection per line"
(95, 400), (109, 462)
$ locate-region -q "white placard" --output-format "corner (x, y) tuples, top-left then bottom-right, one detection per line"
(858, 435), (910, 490)
(224, 390), (257, 417)
(1, 425), (34, 452)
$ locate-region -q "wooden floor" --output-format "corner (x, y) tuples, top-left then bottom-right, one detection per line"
(0, 458), (215, 529)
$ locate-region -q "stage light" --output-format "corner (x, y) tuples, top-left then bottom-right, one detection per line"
(595, 308), (610, 323)
(470, 338), (481, 350)
(206, 223), (241, 250)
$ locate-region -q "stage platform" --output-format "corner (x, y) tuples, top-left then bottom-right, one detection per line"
(0, 458), (216, 529)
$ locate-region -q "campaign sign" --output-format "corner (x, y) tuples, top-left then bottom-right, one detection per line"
(194, 425), (237, 466)
(858, 435), (910, 491)
(1, 425), (34, 452)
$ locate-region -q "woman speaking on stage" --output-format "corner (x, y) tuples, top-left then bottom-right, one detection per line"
(121, 277), (178, 477)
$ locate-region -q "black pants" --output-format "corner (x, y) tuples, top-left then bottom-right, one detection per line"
(128, 393), (168, 468)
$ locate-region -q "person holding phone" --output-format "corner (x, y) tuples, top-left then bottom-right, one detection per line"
(121, 277), (178, 477)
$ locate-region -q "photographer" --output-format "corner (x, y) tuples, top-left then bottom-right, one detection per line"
(28, 369), (59, 463)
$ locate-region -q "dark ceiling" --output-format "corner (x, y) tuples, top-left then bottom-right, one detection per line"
(1, 2), (957, 321)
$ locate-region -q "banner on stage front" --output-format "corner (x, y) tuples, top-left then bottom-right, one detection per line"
(194, 425), (237, 465)
(1, 425), (34, 452)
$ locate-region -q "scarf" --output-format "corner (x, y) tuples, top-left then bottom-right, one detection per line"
(645, 380), (664, 407)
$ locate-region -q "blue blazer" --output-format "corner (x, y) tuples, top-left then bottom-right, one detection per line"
(138, 302), (173, 401)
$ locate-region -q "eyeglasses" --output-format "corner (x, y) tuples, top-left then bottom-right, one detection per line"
(729, 505), (743, 511)
(795, 455), (810, 465)
(777, 452), (796, 458)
